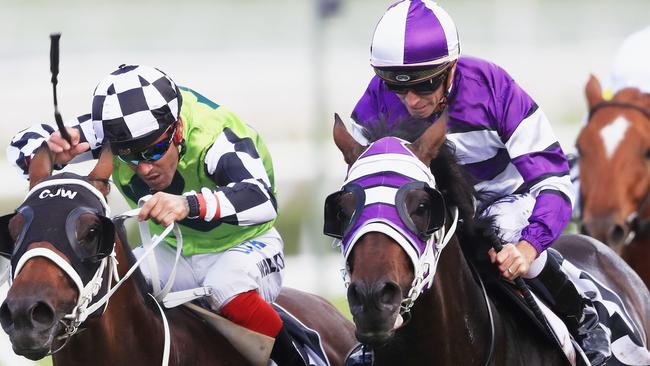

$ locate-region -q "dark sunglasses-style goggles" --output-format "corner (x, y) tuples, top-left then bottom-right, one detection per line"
(385, 71), (449, 95)
(117, 128), (176, 166)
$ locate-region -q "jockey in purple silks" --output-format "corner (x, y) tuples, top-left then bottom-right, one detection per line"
(344, 1), (610, 365)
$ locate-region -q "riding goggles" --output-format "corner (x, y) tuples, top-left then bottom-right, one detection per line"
(377, 62), (451, 95)
(116, 127), (175, 165)
(385, 71), (449, 95)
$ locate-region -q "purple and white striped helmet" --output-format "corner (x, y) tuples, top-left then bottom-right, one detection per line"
(370, 0), (460, 84)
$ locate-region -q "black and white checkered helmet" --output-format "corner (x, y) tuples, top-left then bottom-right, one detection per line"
(91, 64), (182, 153)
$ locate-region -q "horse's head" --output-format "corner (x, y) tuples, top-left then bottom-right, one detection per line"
(577, 75), (650, 252)
(0, 145), (114, 360)
(325, 114), (448, 346)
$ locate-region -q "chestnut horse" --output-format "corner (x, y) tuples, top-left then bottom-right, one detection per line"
(577, 75), (650, 288)
(0, 147), (356, 365)
(326, 114), (650, 365)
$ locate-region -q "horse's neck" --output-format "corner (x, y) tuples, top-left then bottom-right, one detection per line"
(622, 238), (650, 288)
(54, 242), (165, 365)
(405, 239), (493, 363)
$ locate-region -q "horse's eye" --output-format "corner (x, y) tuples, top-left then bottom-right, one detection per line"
(414, 201), (431, 215)
(644, 148), (650, 160)
(336, 193), (357, 223)
(78, 225), (100, 244)
(87, 227), (99, 240)
(336, 210), (349, 222)
(406, 190), (432, 232)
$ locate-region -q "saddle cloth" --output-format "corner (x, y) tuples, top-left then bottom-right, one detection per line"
(488, 257), (650, 366)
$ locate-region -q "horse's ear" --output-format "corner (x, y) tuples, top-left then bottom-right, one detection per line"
(333, 113), (365, 165)
(409, 110), (448, 165)
(585, 74), (604, 109)
(88, 146), (113, 197)
(28, 142), (54, 189)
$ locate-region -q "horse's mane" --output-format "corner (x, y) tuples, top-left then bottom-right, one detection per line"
(361, 118), (502, 268)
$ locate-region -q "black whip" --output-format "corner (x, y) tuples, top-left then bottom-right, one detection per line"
(49, 33), (71, 145)
(488, 231), (561, 344)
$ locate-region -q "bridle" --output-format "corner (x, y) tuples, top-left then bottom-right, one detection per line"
(585, 101), (650, 245)
(588, 100), (650, 120)
(7, 178), (181, 362)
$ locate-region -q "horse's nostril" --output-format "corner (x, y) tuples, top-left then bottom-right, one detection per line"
(609, 224), (626, 245)
(31, 301), (55, 328)
(378, 282), (401, 307)
(0, 302), (13, 329)
(347, 283), (361, 306)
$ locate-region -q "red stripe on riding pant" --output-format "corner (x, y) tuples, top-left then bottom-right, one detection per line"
(220, 290), (282, 338)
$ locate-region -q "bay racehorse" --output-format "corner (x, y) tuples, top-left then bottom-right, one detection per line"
(577, 75), (650, 288)
(325, 113), (650, 365)
(0, 146), (356, 365)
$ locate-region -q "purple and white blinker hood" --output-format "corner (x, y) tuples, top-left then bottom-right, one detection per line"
(341, 137), (437, 263)
(326, 136), (458, 311)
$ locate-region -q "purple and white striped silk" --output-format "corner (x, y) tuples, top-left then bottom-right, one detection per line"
(340, 136), (437, 271)
(371, 0), (460, 67)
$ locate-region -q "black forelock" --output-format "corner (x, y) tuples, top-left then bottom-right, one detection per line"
(361, 116), (433, 143)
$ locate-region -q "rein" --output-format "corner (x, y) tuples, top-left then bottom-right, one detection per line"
(587, 101), (650, 244)
(622, 189), (650, 245)
(471, 262), (495, 366)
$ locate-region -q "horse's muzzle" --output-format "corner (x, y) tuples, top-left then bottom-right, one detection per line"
(0, 296), (61, 360)
(347, 279), (402, 346)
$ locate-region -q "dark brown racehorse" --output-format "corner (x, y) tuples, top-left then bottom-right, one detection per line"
(577, 75), (650, 288)
(0, 147), (356, 365)
(329, 114), (650, 365)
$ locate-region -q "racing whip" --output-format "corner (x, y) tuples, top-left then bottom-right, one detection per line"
(49, 32), (72, 145)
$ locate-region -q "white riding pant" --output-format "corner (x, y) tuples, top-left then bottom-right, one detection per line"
(134, 227), (285, 311)
(480, 193), (548, 279)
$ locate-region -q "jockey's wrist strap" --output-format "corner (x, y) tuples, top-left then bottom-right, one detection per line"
(186, 194), (200, 218)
